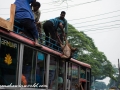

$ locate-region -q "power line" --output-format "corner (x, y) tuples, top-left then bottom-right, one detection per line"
(1, 9), (120, 21)
(68, 24), (120, 32)
(41, 1), (58, 4)
(0, 1), (68, 10)
(85, 28), (120, 34)
(1, 8), (120, 19)
(0, 0), (101, 12)
(68, 26), (120, 35)
(68, 10), (120, 21)
(68, 23), (120, 33)
(72, 20), (120, 28)
(69, 15), (120, 25)
(80, 26), (120, 32)
(41, 0), (69, 5)
(41, 0), (96, 11)
(0, 1), (65, 10)
(75, 24), (120, 31)
(1, 14), (120, 28)
(42, 0), (101, 13)
(41, 0), (68, 5)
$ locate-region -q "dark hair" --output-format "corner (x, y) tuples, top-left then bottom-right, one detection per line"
(34, 2), (41, 7)
(61, 11), (66, 14)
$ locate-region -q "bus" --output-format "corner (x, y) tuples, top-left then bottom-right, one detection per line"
(0, 4), (91, 90)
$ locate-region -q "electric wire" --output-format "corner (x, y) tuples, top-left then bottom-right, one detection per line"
(75, 24), (120, 30)
(42, 0), (101, 13)
(68, 10), (120, 21)
(72, 20), (120, 28)
(69, 15), (120, 25)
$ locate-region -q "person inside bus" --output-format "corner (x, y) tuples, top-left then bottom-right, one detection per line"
(32, 2), (42, 42)
(36, 62), (42, 85)
(21, 74), (27, 85)
(56, 11), (68, 44)
(14, 0), (42, 47)
(43, 18), (65, 48)
(58, 73), (63, 90)
(32, 2), (41, 23)
(48, 56), (56, 89)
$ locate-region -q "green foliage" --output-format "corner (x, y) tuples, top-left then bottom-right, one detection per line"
(107, 65), (119, 88)
(67, 23), (116, 81)
(94, 81), (107, 89)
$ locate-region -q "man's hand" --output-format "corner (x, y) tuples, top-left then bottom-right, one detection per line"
(59, 23), (66, 40)
(63, 33), (66, 41)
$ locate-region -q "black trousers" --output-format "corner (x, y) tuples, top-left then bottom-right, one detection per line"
(43, 21), (56, 46)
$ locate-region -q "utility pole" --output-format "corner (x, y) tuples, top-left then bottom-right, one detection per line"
(118, 59), (120, 78)
(118, 59), (120, 89)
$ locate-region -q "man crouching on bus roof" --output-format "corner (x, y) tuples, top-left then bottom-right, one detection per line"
(14, 0), (42, 47)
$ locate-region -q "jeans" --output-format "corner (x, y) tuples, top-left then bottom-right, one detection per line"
(15, 19), (38, 39)
(43, 21), (56, 46)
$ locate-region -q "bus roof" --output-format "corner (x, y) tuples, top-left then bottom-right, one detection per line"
(0, 28), (91, 68)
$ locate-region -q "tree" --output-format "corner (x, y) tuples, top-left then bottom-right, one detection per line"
(41, 20), (116, 82)
(108, 65), (119, 88)
(94, 81), (107, 90)
(67, 24), (116, 81)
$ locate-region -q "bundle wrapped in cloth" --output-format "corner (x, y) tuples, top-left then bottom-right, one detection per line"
(60, 40), (77, 59)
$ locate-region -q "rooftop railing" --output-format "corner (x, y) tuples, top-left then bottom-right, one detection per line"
(12, 19), (78, 59)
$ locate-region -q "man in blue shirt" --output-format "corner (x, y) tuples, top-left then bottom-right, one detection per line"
(14, 0), (42, 47)
(43, 18), (65, 47)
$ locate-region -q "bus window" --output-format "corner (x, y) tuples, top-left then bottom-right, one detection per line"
(87, 69), (91, 90)
(0, 38), (18, 85)
(48, 56), (57, 90)
(71, 64), (79, 90)
(58, 60), (65, 90)
(22, 46), (37, 85)
(87, 69), (90, 81)
(80, 67), (86, 90)
(80, 68), (86, 79)
(36, 52), (46, 86)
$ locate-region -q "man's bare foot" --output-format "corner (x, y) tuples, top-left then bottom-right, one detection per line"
(35, 42), (42, 48)
(19, 31), (24, 34)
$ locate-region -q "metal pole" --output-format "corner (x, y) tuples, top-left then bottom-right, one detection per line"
(118, 59), (120, 90)
(118, 59), (120, 77)
(45, 54), (50, 90)
(93, 76), (95, 90)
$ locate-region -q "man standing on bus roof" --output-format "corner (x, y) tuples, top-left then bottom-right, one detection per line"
(32, 2), (41, 23)
(43, 18), (65, 47)
(55, 11), (68, 43)
(14, 0), (42, 47)
(32, 2), (42, 42)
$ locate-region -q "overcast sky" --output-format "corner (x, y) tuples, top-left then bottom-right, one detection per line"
(1, 0), (120, 85)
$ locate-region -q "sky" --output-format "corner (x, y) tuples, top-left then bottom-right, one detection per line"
(0, 0), (120, 85)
